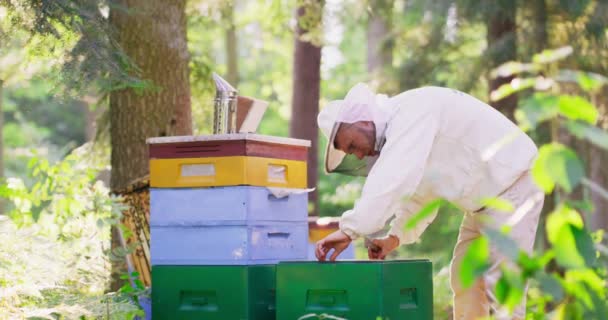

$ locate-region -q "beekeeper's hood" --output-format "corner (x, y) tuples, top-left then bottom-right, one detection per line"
(317, 83), (391, 175)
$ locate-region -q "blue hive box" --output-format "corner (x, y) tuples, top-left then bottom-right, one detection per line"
(151, 186), (309, 265)
(151, 223), (308, 265)
(150, 186), (308, 226)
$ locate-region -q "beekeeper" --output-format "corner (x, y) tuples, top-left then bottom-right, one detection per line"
(314, 83), (544, 320)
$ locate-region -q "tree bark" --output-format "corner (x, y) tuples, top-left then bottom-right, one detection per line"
(224, 2), (239, 86)
(109, 0), (192, 191)
(531, 0), (547, 55)
(291, 2), (322, 216)
(0, 80), (4, 215)
(589, 88), (608, 232)
(108, 0), (192, 291)
(367, 0), (393, 74)
(529, 0), (553, 251)
(486, 3), (518, 121)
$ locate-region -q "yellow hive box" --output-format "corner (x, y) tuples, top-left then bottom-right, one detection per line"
(150, 156), (307, 188)
(308, 216), (340, 242)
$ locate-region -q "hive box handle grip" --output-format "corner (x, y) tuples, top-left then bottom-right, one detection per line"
(319, 296), (336, 306)
(267, 193), (289, 201)
(191, 297), (208, 306)
(267, 232), (290, 239)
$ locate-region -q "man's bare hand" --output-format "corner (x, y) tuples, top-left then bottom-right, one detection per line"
(367, 235), (400, 260)
(315, 230), (352, 261)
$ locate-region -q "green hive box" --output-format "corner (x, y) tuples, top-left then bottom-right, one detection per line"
(152, 265), (275, 320)
(276, 260), (433, 320)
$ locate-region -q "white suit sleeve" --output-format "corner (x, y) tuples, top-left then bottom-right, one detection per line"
(388, 199), (438, 245)
(339, 107), (440, 240)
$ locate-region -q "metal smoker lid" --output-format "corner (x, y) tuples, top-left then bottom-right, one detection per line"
(212, 72), (237, 97)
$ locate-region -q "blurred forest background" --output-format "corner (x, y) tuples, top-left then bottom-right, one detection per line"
(1, 0), (608, 319)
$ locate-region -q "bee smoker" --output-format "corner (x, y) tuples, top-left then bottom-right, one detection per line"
(212, 72), (238, 134)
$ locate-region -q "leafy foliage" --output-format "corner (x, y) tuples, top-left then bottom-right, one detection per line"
(1, 0), (142, 95)
(0, 143), (144, 319)
(453, 48), (608, 318)
(1, 0), (608, 318)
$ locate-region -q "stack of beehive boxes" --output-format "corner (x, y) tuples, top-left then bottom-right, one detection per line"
(147, 133), (310, 319)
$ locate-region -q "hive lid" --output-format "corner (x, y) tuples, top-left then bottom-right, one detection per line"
(146, 133), (311, 147)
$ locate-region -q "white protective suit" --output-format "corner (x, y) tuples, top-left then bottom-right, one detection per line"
(334, 86), (537, 242)
(318, 84), (544, 319)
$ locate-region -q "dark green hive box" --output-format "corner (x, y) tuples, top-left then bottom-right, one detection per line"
(152, 265), (276, 320)
(276, 260), (433, 320)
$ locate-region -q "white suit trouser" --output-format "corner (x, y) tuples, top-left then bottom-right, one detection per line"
(450, 171), (544, 320)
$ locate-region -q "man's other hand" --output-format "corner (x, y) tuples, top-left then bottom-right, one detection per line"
(367, 235), (400, 260)
(315, 230), (352, 261)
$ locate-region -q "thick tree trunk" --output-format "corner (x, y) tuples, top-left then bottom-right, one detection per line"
(291, 2), (322, 216)
(108, 0), (192, 291)
(224, 2), (239, 86)
(486, 4), (517, 121)
(109, 0), (192, 191)
(367, 0), (393, 74)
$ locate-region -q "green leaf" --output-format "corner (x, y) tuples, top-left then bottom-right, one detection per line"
(566, 121), (608, 150)
(490, 78), (536, 102)
(576, 72), (608, 92)
(491, 62), (539, 79)
(404, 199), (444, 230)
(515, 93), (558, 130)
(546, 207), (587, 268)
(459, 236), (491, 288)
(555, 302), (585, 320)
(571, 226), (597, 267)
(558, 70), (608, 92)
(537, 272), (564, 302)
(532, 144), (585, 193)
(495, 274), (510, 304)
(564, 199), (595, 213)
(479, 197), (514, 212)
(134, 279), (145, 290)
(532, 46), (573, 64)
(557, 95), (598, 124)
(517, 252), (541, 277)
(31, 199), (52, 222)
(495, 268), (524, 311)
(585, 283), (608, 319)
(546, 206), (584, 242)
(564, 269), (605, 307)
(485, 228), (519, 261)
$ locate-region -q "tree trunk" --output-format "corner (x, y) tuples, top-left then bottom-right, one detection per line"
(224, 2), (239, 86)
(0, 80), (4, 215)
(108, 0), (192, 291)
(531, 0), (547, 55)
(486, 3), (517, 121)
(291, 2), (322, 216)
(109, 0), (192, 191)
(589, 142), (608, 230)
(529, 0), (553, 251)
(589, 88), (608, 232)
(367, 0), (393, 74)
